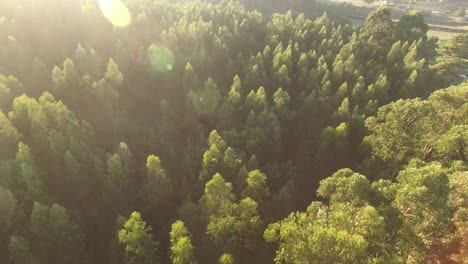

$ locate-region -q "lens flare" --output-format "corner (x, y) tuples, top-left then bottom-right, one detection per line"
(99, 0), (131, 28)
(189, 90), (220, 115)
(147, 44), (175, 73)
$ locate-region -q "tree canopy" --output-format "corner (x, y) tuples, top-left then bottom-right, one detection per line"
(0, 0), (466, 263)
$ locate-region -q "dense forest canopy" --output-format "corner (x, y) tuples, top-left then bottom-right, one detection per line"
(0, 0), (467, 263)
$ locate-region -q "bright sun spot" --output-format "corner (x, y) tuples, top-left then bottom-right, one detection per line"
(99, 0), (131, 28)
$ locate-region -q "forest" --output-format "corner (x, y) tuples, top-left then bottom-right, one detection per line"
(0, 0), (467, 263)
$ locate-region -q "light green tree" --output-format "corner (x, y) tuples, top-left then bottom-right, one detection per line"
(118, 212), (159, 264)
(16, 143), (44, 202)
(242, 170), (270, 203)
(170, 220), (197, 264)
(0, 111), (19, 159)
(394, 162), (451, 262)
(218, 253), (234, 264)
(143, 154), (173, 213)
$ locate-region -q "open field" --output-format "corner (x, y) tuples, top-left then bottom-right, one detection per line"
(325, 0), (468, 10)
(320, 0), (468, 41)
(428, 28), (457, 40)
(408, 0), (468, 13)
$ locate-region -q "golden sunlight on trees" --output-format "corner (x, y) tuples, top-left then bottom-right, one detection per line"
(0, 0), (466, 263)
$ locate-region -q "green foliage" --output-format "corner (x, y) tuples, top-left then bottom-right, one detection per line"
(0, 186), (16, 234)
(448, 171), (468, 262)
(118, 212), (159, 264)
(432, 34), (468, 85)
(267, 165), (452, 263)
(200, 174), (263, 254)
(105, 58), (124, 87)
(394, 163), (451, 262)
(0, 0), (464, 263)
(438, 33), (468, 61)
(8, 236), (32, 264)
(104, 142), (136, 213)
(365, 82), (467, 176)
(218, 253), (234, 264)
(317, 169), (372, 206)
(170, 221), (197, 264)
(15, 143), (44, 202)
(264, 202), (378, 263)
(189, 78), (221, 116)
(0, 111), (19, 159)
(273, 87), (291, 119)
(143, 154), (173, 211)
(242, 170), (270, 203)
(0, 75), (23, 99)
(364, 7), (394, 49)
(396, 12), (429, 43)
(183, 63), (202, 92)
(365, 99), (431, 167)
(200, 173), (235, 219)
(30, 202), (85, 264)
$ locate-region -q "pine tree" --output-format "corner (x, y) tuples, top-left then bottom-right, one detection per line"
(118, 212), (159, 264)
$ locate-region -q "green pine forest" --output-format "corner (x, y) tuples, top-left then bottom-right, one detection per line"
(0, 0), (467, 263)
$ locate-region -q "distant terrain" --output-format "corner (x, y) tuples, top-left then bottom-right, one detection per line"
(321, 0), (468, 40)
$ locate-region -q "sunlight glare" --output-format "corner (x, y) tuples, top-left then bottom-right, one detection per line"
(99, 0), (131, 28)
(147, 44), (175, 73)
(190, 92), (219, 115)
